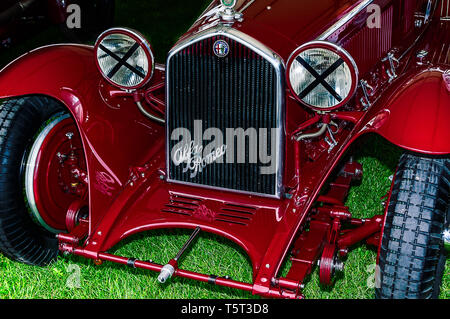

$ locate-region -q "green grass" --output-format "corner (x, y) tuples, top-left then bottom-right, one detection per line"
(0, 1), (448, 300)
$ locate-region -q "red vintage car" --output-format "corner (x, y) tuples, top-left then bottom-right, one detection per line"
(0, 0), (448, 299)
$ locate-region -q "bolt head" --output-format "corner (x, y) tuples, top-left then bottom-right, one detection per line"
(416, 50), (428, 59)
(333, 259), (345, 272)
(65, 132), (74, 140)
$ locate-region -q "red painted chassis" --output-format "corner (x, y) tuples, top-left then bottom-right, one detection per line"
(0, 0), (449, 298)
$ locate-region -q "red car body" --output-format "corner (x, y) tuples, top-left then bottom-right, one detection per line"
(0, 0), (448, 298)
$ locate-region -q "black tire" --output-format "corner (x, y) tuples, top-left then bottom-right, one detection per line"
(376, 153), (449, 299)
(60, 0), (115, 43)
(0, 96), (66, 266)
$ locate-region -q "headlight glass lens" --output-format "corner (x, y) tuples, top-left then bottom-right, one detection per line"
(289, 48), (353, 109)
(97, 33), (150, 88)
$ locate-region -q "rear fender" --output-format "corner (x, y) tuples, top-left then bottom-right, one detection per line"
(361, 68), (450, 155)
(0, 45), (166, 232)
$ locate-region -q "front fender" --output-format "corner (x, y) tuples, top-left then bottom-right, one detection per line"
(0, 44), (96, 104)
(0, 45), (166, 232)
(364, 68), (450, 155)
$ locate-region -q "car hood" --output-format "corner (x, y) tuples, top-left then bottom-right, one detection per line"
(181, 0), (362, 61)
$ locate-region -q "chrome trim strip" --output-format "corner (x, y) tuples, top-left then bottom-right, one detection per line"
(24, 113), (70, 234)
(165, 26), (285, 199)
(317, 0), (373, 40)
(155, 63), (166, 71)
(239, 0), (256, 13)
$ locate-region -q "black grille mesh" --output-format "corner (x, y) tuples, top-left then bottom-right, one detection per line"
(168, 35), (279, 196)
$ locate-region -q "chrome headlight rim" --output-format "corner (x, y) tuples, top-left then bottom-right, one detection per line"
(94, 27), (155, 90)
(287, 40), (359, 112)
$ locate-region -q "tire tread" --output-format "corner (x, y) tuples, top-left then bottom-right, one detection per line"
(0, 96), (64, 266)
(376, 153), (449, 299)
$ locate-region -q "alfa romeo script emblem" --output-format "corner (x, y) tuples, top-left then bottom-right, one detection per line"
(213, 40), (229, 58)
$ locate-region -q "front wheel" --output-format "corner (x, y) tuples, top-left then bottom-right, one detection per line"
(376, 153), (449, 299)
(0, 97), (88, 266)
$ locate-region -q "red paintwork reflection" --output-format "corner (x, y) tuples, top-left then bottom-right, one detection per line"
(366, 69), (450, 154)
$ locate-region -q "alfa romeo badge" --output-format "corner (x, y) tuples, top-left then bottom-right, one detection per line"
(213, 40), (230, 58)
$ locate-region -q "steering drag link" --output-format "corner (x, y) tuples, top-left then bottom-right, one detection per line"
(158, 226), (201, 283)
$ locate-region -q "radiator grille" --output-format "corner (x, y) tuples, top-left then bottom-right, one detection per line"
(167, 35), (282, 196)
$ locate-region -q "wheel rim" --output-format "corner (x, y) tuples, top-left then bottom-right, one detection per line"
(24, 114), (88, 233)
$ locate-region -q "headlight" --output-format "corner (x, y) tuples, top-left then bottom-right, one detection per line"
(95, 28), (154, 90)
(287, 41), (358, 111)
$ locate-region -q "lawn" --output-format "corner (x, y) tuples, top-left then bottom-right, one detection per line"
(0, 1), (448, 299)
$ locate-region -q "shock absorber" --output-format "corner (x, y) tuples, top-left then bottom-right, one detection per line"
(157, 227), (201, 284)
